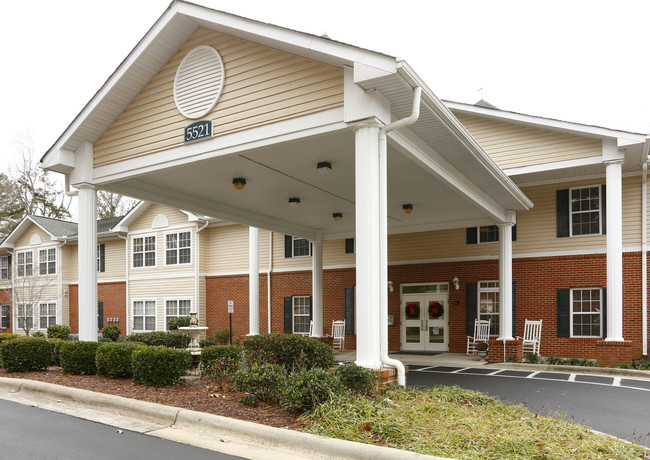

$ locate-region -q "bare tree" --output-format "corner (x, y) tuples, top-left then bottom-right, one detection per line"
(97, 191), (137, 219)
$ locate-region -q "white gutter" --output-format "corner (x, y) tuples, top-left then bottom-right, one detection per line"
(378, 86), (422, 386)
(64, 174), (78, 197)
(117, 233), (129, 334)
(195, 220), (209, 327)
(643, 160), (648, 357)
(267, 231), (273, 333)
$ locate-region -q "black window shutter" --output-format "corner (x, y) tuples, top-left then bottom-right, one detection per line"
(345, 238), (355, 254)
(466, 228), (478, 245)
(284, 235), (293, 258)
(283, 297), (292, 333)
(557, 289), (570, 337)
(512, 281), (517, 337)
(601, 287), (607, 338)
(344, 287), (355, 335)
(466, 282), (477, 335)
(556, 189), (570, 238)
(601, 185), (607, 235)
(512, 224), (517, 242)
(99, 244), (105, 272)
(98, 301), (104, 330)
(309, 296), (313, 322)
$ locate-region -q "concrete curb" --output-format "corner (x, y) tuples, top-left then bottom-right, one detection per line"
(0, 377), (449, 460)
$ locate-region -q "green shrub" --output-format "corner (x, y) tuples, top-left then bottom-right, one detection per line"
(635, 359), (650, 370)
(96, 342), (143, 378)
(48, 338), (65, 366)
(0, 337), (53, 372)
(545, 355), (567, 366)
(523, 353), (542, 364)
(47, 324), (71, 340)
(213, 328), (234, 345)
(167, 316), (191, 331)
(242, 334), (334, 371)
(333, 363), (375, 396)
(59, 341), (101, 374)
(131, 346), (192, 387)
(567, 357), (598, 367)
(125, 331), (190, 349)
(233, 364), (287, 404)
(614, 363), (633, 369)
(199, 338), (216, 348)
(101, 325), (121, 341)
(200, 345), (242, 381)
(0, 333), (20, 345)
(31, 331), (46, 338)
(282, 367), (344, 411)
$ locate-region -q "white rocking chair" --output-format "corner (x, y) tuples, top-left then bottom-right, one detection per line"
(517, 319), (542, 355)
(332, 320), (345, 351)
(466, 319), (490, 355)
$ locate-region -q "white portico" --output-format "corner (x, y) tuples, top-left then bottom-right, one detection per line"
(41, 1), (532, 379)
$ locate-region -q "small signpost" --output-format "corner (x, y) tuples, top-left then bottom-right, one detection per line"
(227, 300), (234, 345)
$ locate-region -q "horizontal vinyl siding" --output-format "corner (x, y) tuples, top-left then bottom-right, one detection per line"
(622, 175), (643, 247)
(14, 225), (52, 249)
(100, 239), (126, 280)
(129, 204), (190, 233)
(61, 284), (69, 327)
(456, 114), (602, 170)
(203, 224), (250, 273)
(129, 278), (196, 331)
(62, 245), (77, 283)
(94, 28), (344, 167)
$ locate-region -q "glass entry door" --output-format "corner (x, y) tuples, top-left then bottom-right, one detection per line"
(401, 292), (449, 352)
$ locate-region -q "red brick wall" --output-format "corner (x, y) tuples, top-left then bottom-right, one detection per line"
(68, 282), (127, 336)
(0, 288), (12, 333)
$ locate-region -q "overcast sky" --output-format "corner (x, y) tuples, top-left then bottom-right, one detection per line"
(2, 0), (649, 176)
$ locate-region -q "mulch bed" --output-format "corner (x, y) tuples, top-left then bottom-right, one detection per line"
(0, 367), (303, 430)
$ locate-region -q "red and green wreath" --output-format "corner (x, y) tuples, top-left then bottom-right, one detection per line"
(405, 303), (420, 319)
(429, 301), (444, 318)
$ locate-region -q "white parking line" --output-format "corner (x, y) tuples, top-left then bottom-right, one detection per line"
(613, 377), (621, 386)
(526, 371), (540, 378)
(451, 367), (469, 373)
(568, 374), (576, 382)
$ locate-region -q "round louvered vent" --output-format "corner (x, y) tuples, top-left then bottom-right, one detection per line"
(173, 45), (225, 119)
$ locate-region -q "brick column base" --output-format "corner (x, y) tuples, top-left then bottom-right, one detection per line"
(374, 365), (409, 387)
(487, 338), (523, 363)
(595, 340), (633, 367)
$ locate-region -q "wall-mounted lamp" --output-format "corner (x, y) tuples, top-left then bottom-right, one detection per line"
(288, 197), (301, 208)
(232, 178), (246, 190)
(452, 276), (460, 290)
(402, 204), (413, 214)
(388, 280), (394, 292)
(332, 212), (343, 221)
(317, 161), (332, 175)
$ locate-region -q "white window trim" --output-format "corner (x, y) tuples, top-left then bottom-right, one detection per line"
(97, 244), (103, 272)
(292, 295), (311, 334)
(38, 246), (57, 276)
(163, 230), (192, 267)
(0, 256), (9, 280)
(164, 297), (193, 330)
(131, 234), (157, 269)
(16, 303), (34, 330)
(569, 287), (603, 338)
(38, 301), (58, 330)
(477, 225), (499, 244)
(569, 185), (602, 237)
(16, 250), (33, 278)
(292, 237), (312, 258)
(132, 298), (157, 332)
(477, 280), (500, 336)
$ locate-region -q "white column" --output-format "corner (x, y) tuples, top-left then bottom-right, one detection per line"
(605, 159), (624, 341)
(354, 121), (382, 368)
(248, 227), (259, 336)
(498, 214), (515, 341)
(311, 239), (323, 337)
(77, 184), (98, 341)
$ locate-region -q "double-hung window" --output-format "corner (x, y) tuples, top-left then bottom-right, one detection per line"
(17, 303), (33, 330)
(39, 248), (56, 275)
(165, 231), (191, 265)
(1, 305), (9, 329)
(478, 281), (499, 336)
(39, 302), (57, 329)
(133, 236), (156, 268)
(292, 237), (311, 257)
(1, 256), (9, 280)
(133, 299), (156, 331)
(16, 251), (33, 277)
(292, 296), (311, 334)
(478, 225), (499, 243)
(570, 288), (602, 337)
(570, 186), (602, 236)
(165, 299), (191, 329)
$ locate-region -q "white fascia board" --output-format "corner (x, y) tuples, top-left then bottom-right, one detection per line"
(113, 181), (318, 241)
(110, 201), (151, 233)
(41, 149), (75, 174)
(93, 108), (345, 184)
(2, 216), (57, 246)
(446, 101), (646, 144)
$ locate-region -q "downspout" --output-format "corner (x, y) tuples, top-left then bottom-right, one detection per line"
(58, 240), (67, 327)
(266, 231), (273, 333)
(195, 220), (209, 327)
(64, 174), (78, 197)
(643, 160), (648, 358)
(378, 86), (422, 386)
(117, 233), (129, 334)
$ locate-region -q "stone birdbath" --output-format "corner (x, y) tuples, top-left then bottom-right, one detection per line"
(178, 311), (208, 351)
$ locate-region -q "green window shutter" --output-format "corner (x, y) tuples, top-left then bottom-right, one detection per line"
(557, 289), (570, 337)
(284, 235), (293, 258)
(98, 301), (104, 330)
(466, 228), (478, 245)
(466, 282), (477, 335)
(99, 244), (106, 272)
(345, 238), (354, 254)
(601, 287), (607, 338)
(601, 185), (607, 235)
(283, 297), (292, 333)
(512, 281), (517, 337)
(344, 287), (355, 335)
(556, 189), (570, 238)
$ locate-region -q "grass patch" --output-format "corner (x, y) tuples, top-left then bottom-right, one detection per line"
(301, 385), (649, 459)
